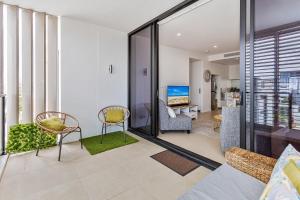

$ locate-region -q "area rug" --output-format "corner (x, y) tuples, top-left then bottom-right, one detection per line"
(81, 131), (138, 155)
(151, 150), (199, 176)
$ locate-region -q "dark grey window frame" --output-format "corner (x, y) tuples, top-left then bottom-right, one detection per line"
(128, 0), (248, 169)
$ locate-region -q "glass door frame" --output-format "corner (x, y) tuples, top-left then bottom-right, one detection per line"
(240, 0), (254, 150)
(127, 0), (225, 170)
(240, 0), (247, 150)
(128, 23), (159, 137)
(240, 0), (300, 154)
(128, 0), (199, 138)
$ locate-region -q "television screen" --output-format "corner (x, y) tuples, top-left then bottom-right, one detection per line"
(167, 86), (189, 106)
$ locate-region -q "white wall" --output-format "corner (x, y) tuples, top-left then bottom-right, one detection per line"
(228, 64), (240, 80)
(200, 61), (229, 112)
(159, 45), (190, 101)
(60, 17), (127, 142)
(190, 60), (202, 109)
(159, 45), (230, 113)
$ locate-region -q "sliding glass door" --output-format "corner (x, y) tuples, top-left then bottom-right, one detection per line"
(241, 0), (300, 157)
(128, 24), (158, 136)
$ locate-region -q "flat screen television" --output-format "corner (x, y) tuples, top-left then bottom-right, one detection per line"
(167, 86), (189, 106)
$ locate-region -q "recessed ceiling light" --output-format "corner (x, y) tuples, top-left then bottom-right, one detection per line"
(213, 45), (218, 48)
(176, 33), (182, 37)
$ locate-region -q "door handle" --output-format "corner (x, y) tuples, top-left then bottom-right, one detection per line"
(240, 91), (243, 106)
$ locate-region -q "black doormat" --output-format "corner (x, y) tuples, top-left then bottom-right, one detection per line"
(151, 150), (199, 176)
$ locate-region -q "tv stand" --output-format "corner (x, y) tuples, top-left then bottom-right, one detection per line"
(170, 104), (198, 119)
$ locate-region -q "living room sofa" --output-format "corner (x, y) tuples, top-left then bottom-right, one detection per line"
(159, 99), (192, 133)
(178, 147), (277, 200)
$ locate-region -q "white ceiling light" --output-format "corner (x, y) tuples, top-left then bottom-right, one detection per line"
(213, 45), (218, 48)
(158, 0), (213, 25)
(176, 32), (182, 37)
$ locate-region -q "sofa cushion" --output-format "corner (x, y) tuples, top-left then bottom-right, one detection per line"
(259, 144), (300, 200)
(167, 106), (176, 118)
(178, 163), (265, 200)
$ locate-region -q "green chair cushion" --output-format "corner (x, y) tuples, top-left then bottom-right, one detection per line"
(105, 109), (124, 123)
(40, 116), (66, 131)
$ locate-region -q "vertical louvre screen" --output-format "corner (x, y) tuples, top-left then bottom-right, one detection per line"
(0, 3), (3, 94)
(1, 3), (58, 136)
(278, 27), (300, 130)
(254, 36), (276, 127)
(252, 22), (300, 157)
(0, 3), (4, 154)
(254, 28), (300, 130)
(20, 9), (33, 123)
(32, 12), (45, 117)
(5, 5), (18, 128)
(46, 15), (58, 111)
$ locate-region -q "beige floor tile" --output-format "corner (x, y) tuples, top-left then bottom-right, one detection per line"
(110, 186), (156, 200)
(80, 164), (138, 200)
(182, 166), (211, 187)
(23, 179), (90, 200)
(0, 133), (212, 200)
(0, 163), (79, 200)
(2, 153), (26, 178)
(159, 111), (226, 164)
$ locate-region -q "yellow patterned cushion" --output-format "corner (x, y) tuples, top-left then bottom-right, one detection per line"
(105, 109), (124, 123)
(260, 145), (300, 200)
(284, 160), (300, 194)
(40, 116), (66, 131)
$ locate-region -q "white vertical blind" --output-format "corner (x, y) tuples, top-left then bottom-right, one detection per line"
(20, 9), (33, 122)
(32, 12), (45, 117)
(5, 5), (18, 127)
(46, 15), (58, 111)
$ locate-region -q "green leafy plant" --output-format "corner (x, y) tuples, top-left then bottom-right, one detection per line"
(6, 123), (57, 154)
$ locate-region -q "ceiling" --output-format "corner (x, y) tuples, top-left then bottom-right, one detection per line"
(3, 0), (184, 32)
(159, 0), (240, 54)
(255, 0), (300, 31)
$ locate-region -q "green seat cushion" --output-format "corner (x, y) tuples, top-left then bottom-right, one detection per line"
(40, 116), (66, 131)
(105, 109), (124, 123)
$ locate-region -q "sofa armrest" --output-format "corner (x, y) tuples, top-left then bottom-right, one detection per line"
(225, 147), (277, 183)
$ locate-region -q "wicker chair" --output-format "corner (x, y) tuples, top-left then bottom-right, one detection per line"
(98, 106), (130, 144)
(35, 111), (83, 161)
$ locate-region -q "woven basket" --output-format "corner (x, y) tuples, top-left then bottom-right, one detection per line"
(225, 147), (277, 183)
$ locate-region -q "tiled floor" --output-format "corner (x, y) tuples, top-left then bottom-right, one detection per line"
(159, 111), (226, 164)
(0, 133), (211, 200)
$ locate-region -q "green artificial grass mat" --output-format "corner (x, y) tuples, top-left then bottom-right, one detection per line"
(81, 131), (139, 155)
